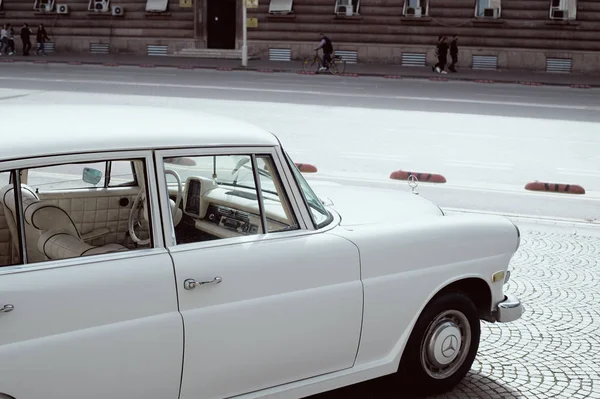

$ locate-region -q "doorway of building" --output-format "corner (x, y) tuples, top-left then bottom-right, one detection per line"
(207, 0), (236, 49)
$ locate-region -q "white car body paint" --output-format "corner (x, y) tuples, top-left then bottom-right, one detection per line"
(0, 105), (523, 399)
(0, 251), (183, 399)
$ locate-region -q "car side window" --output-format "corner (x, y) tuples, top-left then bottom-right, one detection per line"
(162, 153), (299, 246)
(255, 156), (299, 233)
(0, 158), (152, 266)
(27, 160), (136, 192)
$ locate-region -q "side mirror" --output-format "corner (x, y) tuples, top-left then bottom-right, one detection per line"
(82, 167), (103, 186)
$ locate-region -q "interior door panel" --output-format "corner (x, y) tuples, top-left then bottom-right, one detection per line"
(37, 187), (143, 248)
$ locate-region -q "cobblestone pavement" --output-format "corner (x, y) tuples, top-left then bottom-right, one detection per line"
(310, 227), (600, 399)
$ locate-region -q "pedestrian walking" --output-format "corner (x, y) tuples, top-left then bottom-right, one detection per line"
(20, 23), (32, 56)
(36, 24), (50, 56)
(432, 36), (448, 74)
(4, 24), (15, 55)
(449, 34), (459, 72)
(0, 25), (7, 55)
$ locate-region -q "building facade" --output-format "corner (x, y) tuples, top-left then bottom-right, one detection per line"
(1, 0), (599, 73)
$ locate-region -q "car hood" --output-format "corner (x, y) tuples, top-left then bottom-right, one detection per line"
(309, 181), (444, 226)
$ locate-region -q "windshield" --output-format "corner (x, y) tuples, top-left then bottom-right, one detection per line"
(283, 152), (333, 229)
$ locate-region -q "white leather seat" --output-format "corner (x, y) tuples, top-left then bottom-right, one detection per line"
(0, 184), (44, 263)
(0, 184), (128, 262)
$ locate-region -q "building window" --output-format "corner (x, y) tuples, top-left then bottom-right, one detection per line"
(146, 0), (168, 13)
(269, 0), (293, 14)
(334, 0), (360, 16)
(475, 0), (501, 18)
(550, 0), (577, 20)
(403, 0), (429, 17)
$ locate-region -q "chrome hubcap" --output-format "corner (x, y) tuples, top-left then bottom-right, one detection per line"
(420, 310), (471, 379)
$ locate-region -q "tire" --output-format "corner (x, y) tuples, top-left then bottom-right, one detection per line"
(303, 57), (319, 73)
(336, 60), (347, 75)
(396, 291), (481, 396)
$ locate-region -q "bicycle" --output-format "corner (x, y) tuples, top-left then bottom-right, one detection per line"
(302, 51), (347, 75)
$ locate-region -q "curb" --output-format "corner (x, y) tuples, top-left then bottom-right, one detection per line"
(295, 163), (318, 173)
(525, 181), (586, 195)
(9, 58), (600, 88)
(390, 170), (447, 183)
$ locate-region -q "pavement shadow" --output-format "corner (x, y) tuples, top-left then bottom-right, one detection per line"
(307, 370), (522, 399)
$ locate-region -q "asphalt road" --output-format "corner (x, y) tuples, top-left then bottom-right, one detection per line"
(1, 62), (599, 223)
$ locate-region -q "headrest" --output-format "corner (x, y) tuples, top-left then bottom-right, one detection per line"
(0, 184), (39, 212)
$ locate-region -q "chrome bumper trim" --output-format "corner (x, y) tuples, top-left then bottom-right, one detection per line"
(494, 294), (524, 323)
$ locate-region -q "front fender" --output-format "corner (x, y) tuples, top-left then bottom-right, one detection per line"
(329, 213), (519, 367)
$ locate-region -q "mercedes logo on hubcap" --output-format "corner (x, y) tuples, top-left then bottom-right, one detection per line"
(441, 335), (459, 358)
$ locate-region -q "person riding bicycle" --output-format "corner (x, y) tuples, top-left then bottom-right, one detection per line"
(314, 33), (334, 71)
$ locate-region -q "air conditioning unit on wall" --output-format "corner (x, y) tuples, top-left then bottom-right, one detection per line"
(406, 7), (422, 17)
(93, 0), (109, 12)
(111, 5), (124, 16)
(56, 4), (69, 14)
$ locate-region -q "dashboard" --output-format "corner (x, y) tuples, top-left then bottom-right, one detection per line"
(181, 176), (289, 239)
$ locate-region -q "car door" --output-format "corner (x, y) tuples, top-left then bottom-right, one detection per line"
(0, 151), (183, 399)
(155, 147), (363, 399)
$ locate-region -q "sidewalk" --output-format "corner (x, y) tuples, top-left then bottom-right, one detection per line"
(2, 52), (600, 88)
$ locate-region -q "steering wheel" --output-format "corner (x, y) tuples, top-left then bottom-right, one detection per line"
(128, 169), (183, 245)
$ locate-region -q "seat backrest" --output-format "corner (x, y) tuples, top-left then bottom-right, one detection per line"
(0, 184), (80, 263)
(0, 184), (41, 263)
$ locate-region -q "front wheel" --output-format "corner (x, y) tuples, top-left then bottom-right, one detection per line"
(330, 58), (346, 75)
(396, 291), (481, 396)
(303, 56), (320, 73)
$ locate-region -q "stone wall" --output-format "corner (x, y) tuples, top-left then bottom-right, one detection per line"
(247, 0), (600, 72)
(0, 0), (196, 53)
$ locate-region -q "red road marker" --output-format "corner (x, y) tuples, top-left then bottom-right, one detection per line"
(217, 67), (233, 71)
(525, 181), (585, 195)
(384, 75), (402, 79)
(475, 79), (495, 84)
(390, 170), (447, 183)
(295, 163), (318, 173)
(520, 81), (542, 86)
(570, 84), (592, 89)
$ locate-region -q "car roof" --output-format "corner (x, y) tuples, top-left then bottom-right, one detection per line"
(0, 105), (280, 163)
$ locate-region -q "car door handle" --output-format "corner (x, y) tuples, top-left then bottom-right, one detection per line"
(0, 304), (15, 313)
(184, 277), (222, 290)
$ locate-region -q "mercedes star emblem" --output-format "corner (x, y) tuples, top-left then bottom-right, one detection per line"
(441, 335), (459, 358)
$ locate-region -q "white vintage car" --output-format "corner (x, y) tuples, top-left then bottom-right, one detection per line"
(0, 105), (523, 399)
